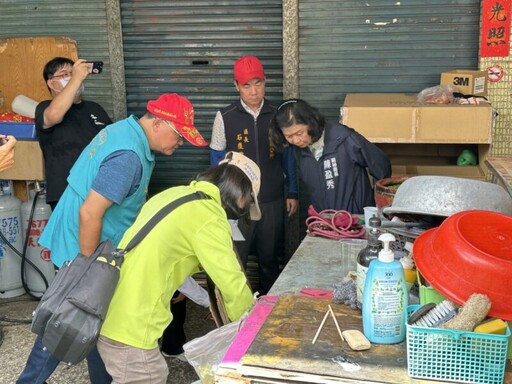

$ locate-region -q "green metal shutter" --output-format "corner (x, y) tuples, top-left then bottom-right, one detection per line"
(0, 0), (113, 117)
(119, 0), (284, 195)
(298, 0), (482, 120)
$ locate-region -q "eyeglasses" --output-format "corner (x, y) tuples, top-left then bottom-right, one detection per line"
(160, 119), (184, 141)
(50, 72), (72, 80)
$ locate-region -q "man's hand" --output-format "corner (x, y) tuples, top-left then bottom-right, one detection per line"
(71, 59), (92, 83)
(286, 198), (299, 216)
(172, 292), (187, 304)
(0, 135), (16, 172)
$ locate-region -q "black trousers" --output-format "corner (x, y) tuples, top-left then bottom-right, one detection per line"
(235, 198), (285, 295)
(160, 291), (187, 355)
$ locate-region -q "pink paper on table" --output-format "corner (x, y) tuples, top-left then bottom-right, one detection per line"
(220, 295), (277, 368)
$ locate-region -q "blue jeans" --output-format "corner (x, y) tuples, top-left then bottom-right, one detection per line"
(17, 336), (111, 384)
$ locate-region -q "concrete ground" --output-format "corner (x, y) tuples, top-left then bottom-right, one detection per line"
(0, 294), (216, 384)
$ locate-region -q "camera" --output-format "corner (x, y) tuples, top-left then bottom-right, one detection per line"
(87, 61), (103, 74)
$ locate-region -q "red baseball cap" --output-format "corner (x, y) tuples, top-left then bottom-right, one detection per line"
(233, 56), (265, 85)
(146, 93), (207, 147)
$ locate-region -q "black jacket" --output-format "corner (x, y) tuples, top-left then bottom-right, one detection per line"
(294, 122), (391, 214)
(221, 99), (285, 203)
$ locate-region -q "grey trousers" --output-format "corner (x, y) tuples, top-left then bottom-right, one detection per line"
(97, 335), (169, 384)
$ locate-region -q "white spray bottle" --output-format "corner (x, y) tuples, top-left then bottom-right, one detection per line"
(362, 232), (407, 344)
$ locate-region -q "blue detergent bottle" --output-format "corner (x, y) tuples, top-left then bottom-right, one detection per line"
(362, 233), (407, 344)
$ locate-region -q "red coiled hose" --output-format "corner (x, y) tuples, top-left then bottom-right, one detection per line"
(305, 205), (366, 239)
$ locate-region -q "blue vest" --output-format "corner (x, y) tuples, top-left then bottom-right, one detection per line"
(40, 115), (155, 267)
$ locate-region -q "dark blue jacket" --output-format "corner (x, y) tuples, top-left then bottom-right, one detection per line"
(294, 122), (391, 214)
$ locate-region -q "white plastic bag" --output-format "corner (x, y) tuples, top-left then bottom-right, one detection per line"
(183, 315), (245, 384)
(417, 84), (459, 104)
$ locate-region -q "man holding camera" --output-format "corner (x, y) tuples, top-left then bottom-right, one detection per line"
(36, 57), (112, 210)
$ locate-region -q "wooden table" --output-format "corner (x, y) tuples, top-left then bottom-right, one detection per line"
(485, 157), (512, 198)
(215, 236), (512, 384)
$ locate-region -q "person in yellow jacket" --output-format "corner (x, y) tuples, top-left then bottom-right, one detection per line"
(98, 152), (257, 383)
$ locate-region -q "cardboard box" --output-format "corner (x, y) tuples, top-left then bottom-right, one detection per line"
(341, 93), (492, 144)
(0, 122), (36, 139)
(377, 143), (489, 180)
(391, 164), (486, 179)
(0, 140), (45, 180)
(440, 70), (488, 96)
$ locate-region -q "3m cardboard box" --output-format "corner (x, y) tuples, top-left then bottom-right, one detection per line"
(440, 70), (488, 96)
(341, 93), (492, 144)
(0, 141), (45, 180)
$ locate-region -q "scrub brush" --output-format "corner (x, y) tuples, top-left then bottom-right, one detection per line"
(409, 300), (458, 328)
(441, 293), (491, 332)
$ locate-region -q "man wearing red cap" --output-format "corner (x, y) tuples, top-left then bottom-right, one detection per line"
(17, 93), (207, 384)
(210, 55), (299, 295)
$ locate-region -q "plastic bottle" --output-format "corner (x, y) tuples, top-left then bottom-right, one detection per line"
(356, 215), (382, 306)
(362, 233), (407, 344)
(400, 241), (417, 293)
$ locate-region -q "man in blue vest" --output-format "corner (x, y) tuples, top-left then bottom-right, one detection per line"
(209, 56), (299, 295)
(17, 93), (207, 384)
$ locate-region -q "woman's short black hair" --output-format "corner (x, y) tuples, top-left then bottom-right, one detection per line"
(269, 99), (325, 155)
(196, 164), (253, 219)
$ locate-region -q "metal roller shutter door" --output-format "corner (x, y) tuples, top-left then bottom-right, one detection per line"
(120, 0), (284, 195)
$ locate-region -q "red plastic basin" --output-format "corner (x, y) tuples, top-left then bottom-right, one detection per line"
(413, 210), (512, 321)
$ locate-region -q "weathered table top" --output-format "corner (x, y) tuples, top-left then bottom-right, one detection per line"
(269, 235), (354, 296)
(485, 156), (512, 198)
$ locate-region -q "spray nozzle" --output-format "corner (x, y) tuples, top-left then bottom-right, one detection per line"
(378, 233), (395, 262)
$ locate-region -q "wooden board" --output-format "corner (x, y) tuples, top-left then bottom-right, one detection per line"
(485, 157), (512, 198)
(239, 295), (434, 383)
(0, 36), (78, 113)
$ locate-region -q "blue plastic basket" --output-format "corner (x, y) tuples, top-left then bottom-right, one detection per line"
(406, 305), (510, 384)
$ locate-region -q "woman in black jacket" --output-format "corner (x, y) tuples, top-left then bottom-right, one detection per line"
(269, 99), (391, 214)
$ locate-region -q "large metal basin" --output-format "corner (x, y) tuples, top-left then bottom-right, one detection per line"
(383, 175), (512, 219)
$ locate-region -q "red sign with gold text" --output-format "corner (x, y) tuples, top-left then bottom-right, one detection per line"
(481, 0), (511, 57)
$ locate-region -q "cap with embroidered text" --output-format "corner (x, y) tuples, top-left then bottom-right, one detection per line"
(146, 93), (207, 146)
(233, 56), (265, 86)
(219, 151), (262, 221)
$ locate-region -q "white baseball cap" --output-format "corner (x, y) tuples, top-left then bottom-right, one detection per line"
(219, 151), (261, 221)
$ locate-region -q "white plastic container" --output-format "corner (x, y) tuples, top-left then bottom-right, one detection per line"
(11, 94), (38, 119)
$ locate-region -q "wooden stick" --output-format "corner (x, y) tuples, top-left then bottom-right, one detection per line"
(312, 309), (330, 344)
(328, 305), (345, 342)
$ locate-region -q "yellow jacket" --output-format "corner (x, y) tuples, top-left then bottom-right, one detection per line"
(100, 180), (254, 349)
